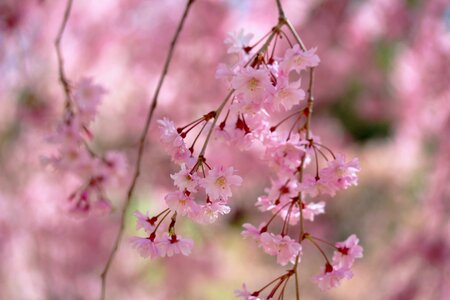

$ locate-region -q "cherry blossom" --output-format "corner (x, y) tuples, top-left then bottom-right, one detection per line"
(272, 83), (306, 111)
(158, 234), (194, 257)
(195, 200), (231, 224)
(241, 223), (266, 240)
(225, 29), (254, 55)
(170, 164), (200, 192)
(231, 67), (274, 102)
(332, 234), (364, 268)
(300, 174), (337, 198)
(322, 154), (360, 190)
(201, 166), (243, 200)
(259, 232), (302, 266)
(130, 236), (162, 259)
(234, 283), (261, 300)
(313, 264), (353, 291)
(72, 77), (107, 124)
(134, 211), (156, 233)
(157, 117), (192, 164)
(164, 191), (199, 217)
(281, 45), (320, 73)
(302, 201), (326, 221)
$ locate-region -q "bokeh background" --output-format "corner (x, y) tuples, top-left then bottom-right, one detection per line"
(1, 0), (449, 299)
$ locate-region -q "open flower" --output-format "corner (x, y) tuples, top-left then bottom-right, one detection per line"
(322, 154), (360, 190)
(133, 211), (156, 233)
(231, 67), (273, 101)
(201, 166), (242, 200)
(170, 164), (199, 192)
(130, 236), (162, 259)
(302, 201), (326, 221)
(259, 232), (302, 266)
(313, 263), (353, 291)
(281, 45), (320, 73)
(241, 223), (266, 240)
(195, 200), (231, 224)
(158, 234), (194, 257)
(332, 234), (363, 268)
(164, 191), (199, 217)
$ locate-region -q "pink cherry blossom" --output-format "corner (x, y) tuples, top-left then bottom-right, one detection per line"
(271, 74), (306, 112)
(234, 283), (261, 300)
(299, 174), (337, 198)
(201, 166), (242, 200)
(72, 77), (107, 124)
(129, 236), (162, 259)
(332, 234), (363, 268)
(170, 164), (199, 192)
(272, 84), (306, 111)
(158, 234), (194, 257)
(195, 200), (231, 224)
(313, 264), (353, 291)
(47, 118), (83, 146)
(264, 132), (308, 172)
(231, 67), (273, 102)
(259, 232), (302, 266)
(225, 29), (254, 55)
(216, 62), (237, 81)
(133, 211), (156, 233)
(157, 117), (182, 146)
(302, 201), (326, 221)
(164, 191), (199, 217)
(241, 223), (266, 240)
(263, 178), (300, 209)
(281, 45), (320, 73)
(157, 118), (193, 164)
(278, 205), (301, 225)
(321, 154), (360, 190)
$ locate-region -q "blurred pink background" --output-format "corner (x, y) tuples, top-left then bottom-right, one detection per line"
(0, 0), (449, 299)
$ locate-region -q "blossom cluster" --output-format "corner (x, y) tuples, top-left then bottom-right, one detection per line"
(131, 23), (363, 296)
(45, 78), (127, 215)
(214, 29), (364, 297)
(131, 114), (242, 258)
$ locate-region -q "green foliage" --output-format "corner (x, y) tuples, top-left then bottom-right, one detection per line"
(332, 80), (391, 142)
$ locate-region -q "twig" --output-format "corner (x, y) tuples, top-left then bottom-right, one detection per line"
(99, 1), (195, 299)
(54, 0), (74, 112)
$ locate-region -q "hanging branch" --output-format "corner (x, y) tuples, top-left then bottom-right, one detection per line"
(54, 0), (74, 112)
(99, 1), (195, 299)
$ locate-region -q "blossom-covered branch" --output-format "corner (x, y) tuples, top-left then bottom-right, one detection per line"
(129, 0), (364, 297)
(47, 0), (128, 216)
(231, 1), (363, 299)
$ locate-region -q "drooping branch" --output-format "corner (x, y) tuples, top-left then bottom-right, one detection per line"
(99, 1), (195, 299)
(54, 0), (74, 112)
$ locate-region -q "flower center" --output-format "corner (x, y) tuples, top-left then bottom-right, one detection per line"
(215, 176), (227, 188)
(278, 90), (290, 98)
(294, 55), (304, 65)
(248, 78), (260, 91)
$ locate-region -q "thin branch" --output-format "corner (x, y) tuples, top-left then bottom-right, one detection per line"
(54, 0), (74, 112)
(283, 18), (307, 52)
(275, 0), (286, 19)
(99, 1), (195, 299)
